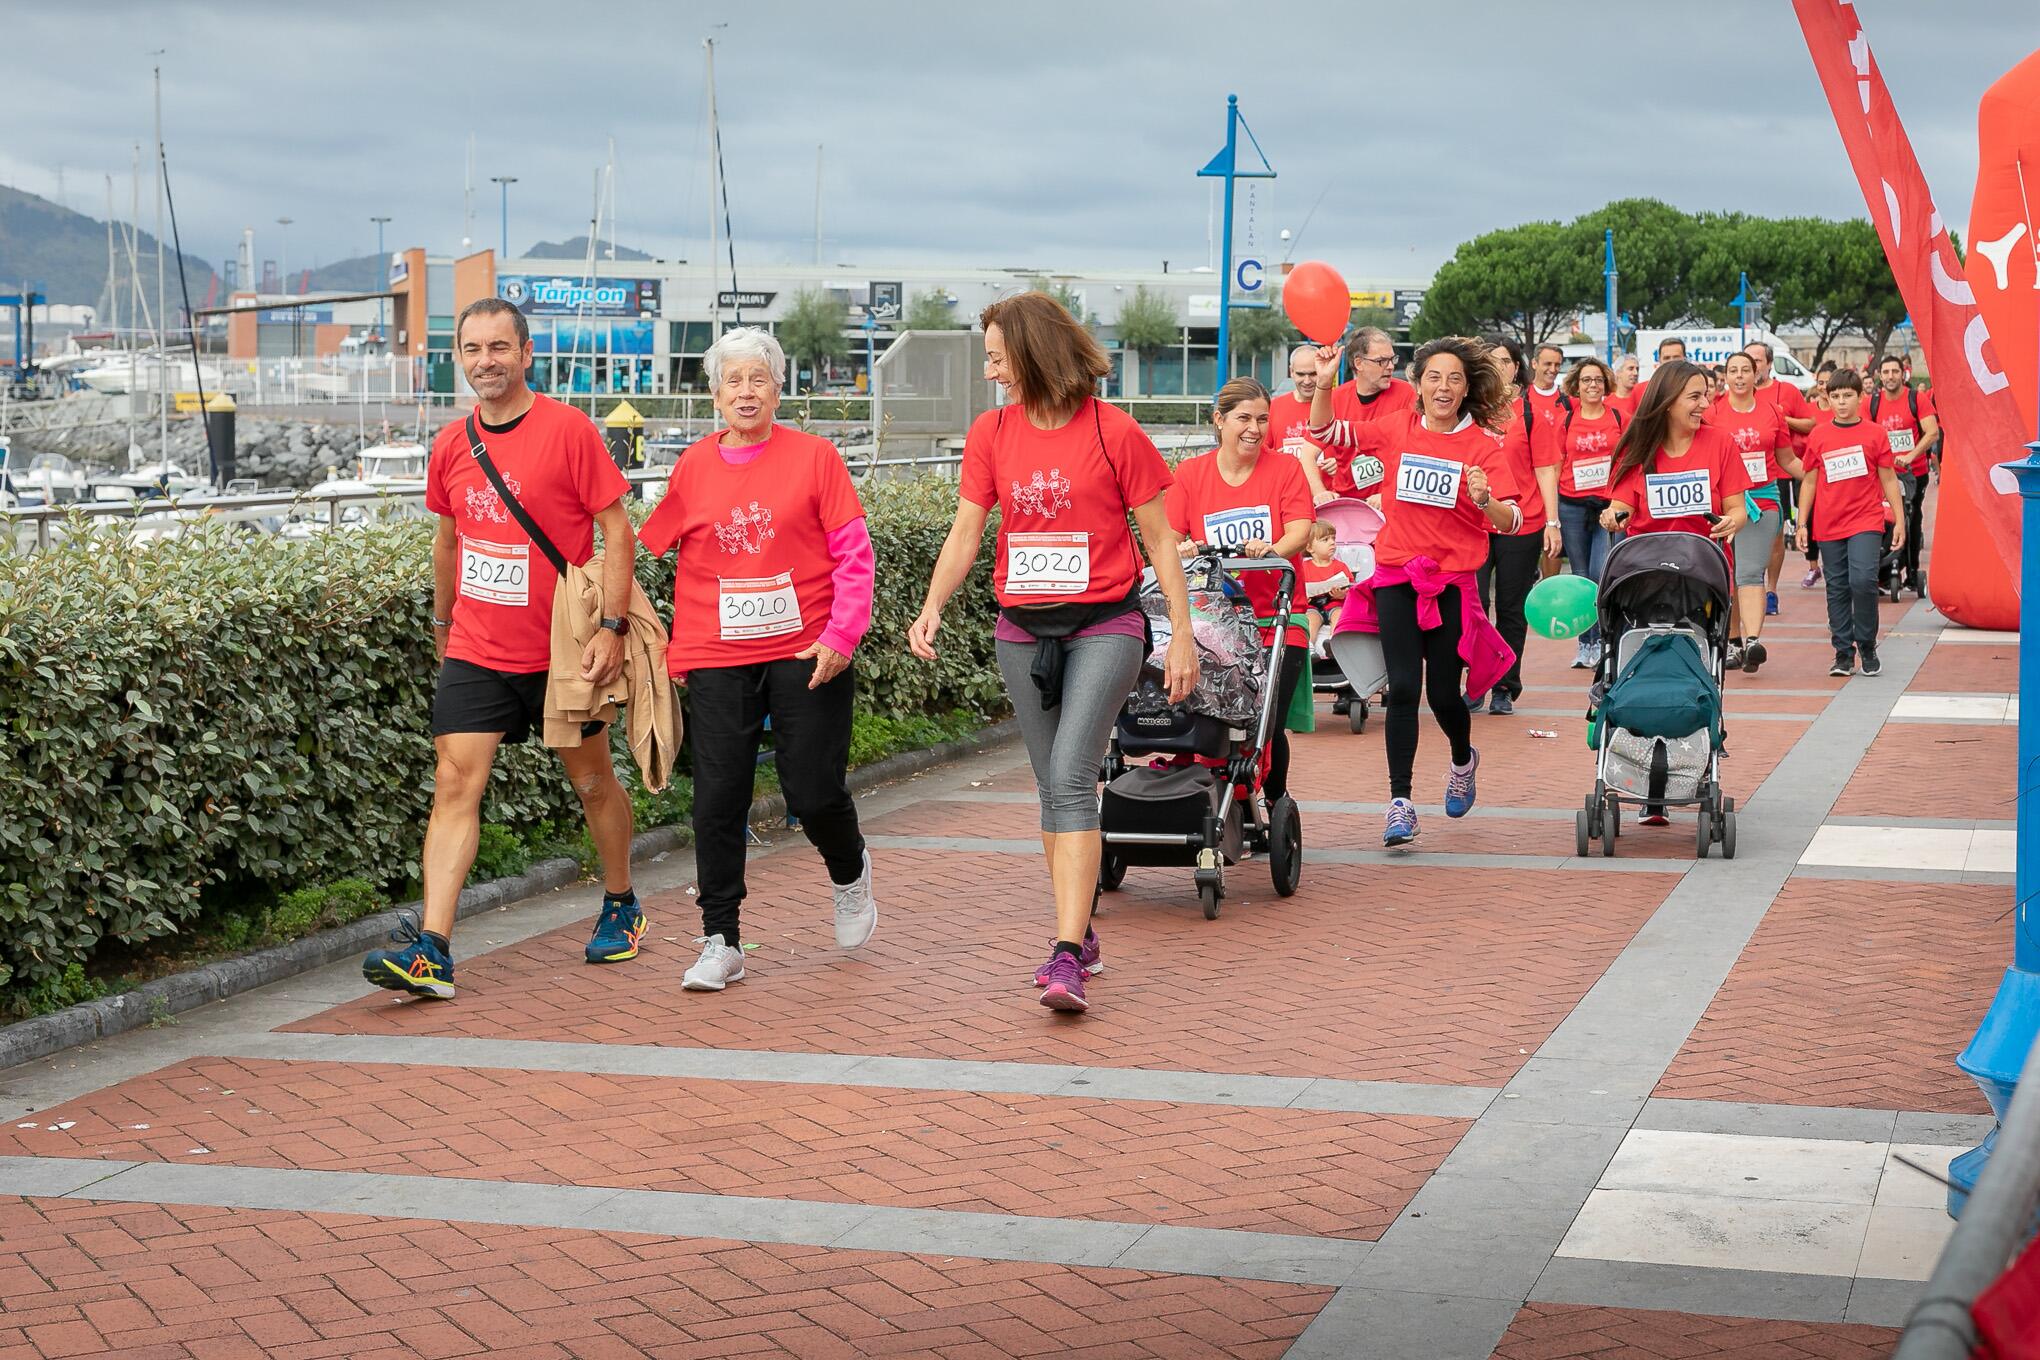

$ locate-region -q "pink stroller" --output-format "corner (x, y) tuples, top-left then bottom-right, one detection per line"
(1310, 498), (1390, 733)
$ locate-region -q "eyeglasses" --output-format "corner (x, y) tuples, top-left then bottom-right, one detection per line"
(1357, 353), (1395, 367)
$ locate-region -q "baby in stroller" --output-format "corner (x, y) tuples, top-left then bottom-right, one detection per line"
(1306, 499), (1389, 732)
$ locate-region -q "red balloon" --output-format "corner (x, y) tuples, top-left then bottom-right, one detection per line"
(1282, 261), (1352, 345)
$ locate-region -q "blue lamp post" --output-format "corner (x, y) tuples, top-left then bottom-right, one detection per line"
(1196, 95), (1275, 394)
(1732, 271), (1752, 348)
(1949, 436), (2040, 1215)
(1603, 230), (1619, 363)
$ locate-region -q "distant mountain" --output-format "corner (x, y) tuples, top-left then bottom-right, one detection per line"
(522, 235), (656, 262)
(304, 253), (386, 294)
(0, 185), (220, 314)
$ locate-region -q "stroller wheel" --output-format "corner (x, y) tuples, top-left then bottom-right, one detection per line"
(1268, 796), (1303, 897)
(1098, 850), (1127, 893)
(1602, 794), (1620, 857)
(1575, 810), (1592, 858)
(1199, 880), (1221, 921)
(1696, 807), (1713, 859)
(1721, 809), (1738, 859)
(1348, 701), (1368, 734)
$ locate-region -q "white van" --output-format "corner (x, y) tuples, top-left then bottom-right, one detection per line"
(1633, 327), (1816, 392)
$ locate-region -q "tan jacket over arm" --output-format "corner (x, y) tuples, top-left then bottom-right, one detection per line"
(545, 550), (680, 792)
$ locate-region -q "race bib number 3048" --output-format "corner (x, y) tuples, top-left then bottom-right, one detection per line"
(460, 538), (530, 607)
(1643, 469), (1712, 519)
(1395, 453), (1463, 509)
(1006, 531), (1091, 595)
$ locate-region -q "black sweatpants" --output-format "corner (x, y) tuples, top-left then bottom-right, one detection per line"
(1900, 469), (1925, 583)
(1477, 531), (1542, 699)
(686, 656), (866, 947)
(1375, 582), (1473, 801)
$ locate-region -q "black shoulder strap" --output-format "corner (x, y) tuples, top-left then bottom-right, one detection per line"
(1612, 406), (1625, 431)
(1908, 387), (1919, 419)
(465, 413), (568, 576)
(1869, 391), (1882, 419)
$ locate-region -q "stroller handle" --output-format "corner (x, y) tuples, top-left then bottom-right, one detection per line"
(1211, 554), (1299, 592)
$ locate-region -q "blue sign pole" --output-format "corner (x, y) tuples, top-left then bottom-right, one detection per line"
(1603, 230), (1619, 364)
(1950, 435), (2040, 1215)
(1733, 271), (1751, 348)
(1197, 95), (1275, 397)
(863, 310), (878, 395)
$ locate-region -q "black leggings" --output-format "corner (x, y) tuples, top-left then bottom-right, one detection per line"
(1266, 643), (1307, 802)
(1477, 531), (1542, 699)
(1375, 583), (1473, 800)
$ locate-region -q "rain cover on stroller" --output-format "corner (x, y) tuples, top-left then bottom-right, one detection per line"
(1125, 570), (1267, 727)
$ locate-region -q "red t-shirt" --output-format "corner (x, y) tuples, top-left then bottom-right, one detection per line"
(1607, 389), (1640, 419)
(1344, 412), (1521, 575)
(1607, 425), (1757, 537)
(1267, 391), (1324, 468)
(1301, 555), (1353, 601)
(960, 399), (1172, 607)
(1805, 419), (1896, 541)
(1557, 405), (1625, 499)
(425, 394), (631, 673)
(1166, 449), (1315, 647)
(1707, 395), (1792, 486)
(1868, 385), (1937, 474)
(637, 425), (865, 674)
(1323, 377), (1417, 496)
(1524, 385), (1570, 435)
(1755, 380), (1815, 455)
(1495, 397), (1561, 534)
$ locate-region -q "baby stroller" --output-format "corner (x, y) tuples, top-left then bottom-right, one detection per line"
(1310, 498), (1391, 733)
(1577, 531), (1737, 860)
(1878, 471), (1922, 602)
(1099, 552), (1303, 920)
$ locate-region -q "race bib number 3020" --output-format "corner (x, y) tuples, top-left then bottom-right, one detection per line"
(719, 572), (803, 641)
(460, 538), (530, 607)
(1395, 453), (1464, 509)
(1006, 531), (1091, 594)
(1644, 469), (1712, 519)
(1202, 504), (1273, 551)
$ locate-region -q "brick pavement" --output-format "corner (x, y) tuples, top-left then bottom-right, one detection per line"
(1489, 1304), (1897, 1359)
(1833, 721), (2016, 821)
(0, 1196), (1329, 1358)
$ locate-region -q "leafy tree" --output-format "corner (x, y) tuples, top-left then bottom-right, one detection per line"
(1412, 219), (1597, 349)
(1112, 284), (1179, 393)
(1575, 199), (1721, 328)
(777, 287), (851, 395)
(1227, 300), (1297, 371)
(903, 290), (961, 331)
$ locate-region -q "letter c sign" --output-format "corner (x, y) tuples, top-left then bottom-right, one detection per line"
(1236, 258), (1264, 293)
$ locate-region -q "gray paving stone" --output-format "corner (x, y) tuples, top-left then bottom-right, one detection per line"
(1437, 1120), (1628, 1187)
(1290, 1078), (1497, 1119)
(1286, 1288), (1523, 1360)
(578, 1187), (874, 1246)
(1637, 1098), (1899, 1143)
(1111, 1225), (1370, 1286)
(829, 1205), (1147, 1269)
(1893, 1111), (1999, 1147)
(1846, 1274), (1927, 1327)
(1531, 1257), (1852, 1323)
(1049, 1067), (1310, 1107)
(0, 1154), (136, 1198)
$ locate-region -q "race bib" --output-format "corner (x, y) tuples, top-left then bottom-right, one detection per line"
(1825, 446), (1870, 482)
(1887, 428), (1916, 454)
(1572, 457), (1611, 491)
(1283, 437), (1314, 460)
(1202, 504), (1273, 551)
(1006, 531), (1091, 595)
(1395, 453), (1463, 508)
(1350, 454), (1386, 490)
(718, 572), (803, 641)
(1743, 452), (1770, 484)
(1644, 468), (1712, 519)
(459, 538), (530, 607)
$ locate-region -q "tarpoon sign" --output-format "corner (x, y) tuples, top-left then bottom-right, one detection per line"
(499, 276), (662, 318)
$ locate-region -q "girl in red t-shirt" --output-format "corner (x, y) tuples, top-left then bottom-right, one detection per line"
(1554, 357), (1625, 670)
(1308, 336), (1523, 848)
(1711, 351), (1805, 673)
(909, 293), (1197, 1014)
(1166, 376), (1316, 802)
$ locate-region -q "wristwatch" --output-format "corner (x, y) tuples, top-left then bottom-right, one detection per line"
(598, 616), (628, 635)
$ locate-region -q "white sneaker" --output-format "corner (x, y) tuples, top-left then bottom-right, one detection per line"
(681, 934), (746, 991)
(832, 850), (878, 949)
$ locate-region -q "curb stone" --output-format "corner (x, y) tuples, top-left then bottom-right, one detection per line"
(0, 719), (1017, 1074)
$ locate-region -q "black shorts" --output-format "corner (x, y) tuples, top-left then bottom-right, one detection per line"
(431, 658), (604, 744)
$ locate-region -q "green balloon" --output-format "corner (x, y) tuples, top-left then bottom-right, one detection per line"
(1526, 573), (1599, 640)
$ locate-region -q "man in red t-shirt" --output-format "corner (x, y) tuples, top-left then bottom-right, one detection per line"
(1796, 370), (1905, 677)
(1870, 354), (1939, 593)
(1269, 344), (1335, 503)
(1306, 325), (1415, 497)
(361, 298), (639, 1001)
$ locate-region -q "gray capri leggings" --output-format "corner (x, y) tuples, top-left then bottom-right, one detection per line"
(1731, 501), (1782, 587)
(996, 633), (1146, 834)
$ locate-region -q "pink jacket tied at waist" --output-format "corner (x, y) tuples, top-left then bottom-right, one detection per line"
(1333, 556), (1516, 702)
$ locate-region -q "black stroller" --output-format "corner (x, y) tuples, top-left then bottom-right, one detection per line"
(1578, 531), (1737, 860)
(1098, 553), (1303, 920)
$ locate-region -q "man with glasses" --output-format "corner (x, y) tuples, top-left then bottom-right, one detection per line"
(1270, 342), (1337, 503)
(1306, 326), (1414, 498)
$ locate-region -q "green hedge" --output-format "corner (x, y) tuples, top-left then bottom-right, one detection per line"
(0, 478), (1002, 996)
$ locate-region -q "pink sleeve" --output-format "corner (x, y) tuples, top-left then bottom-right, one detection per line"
(818, 516), (875, 657)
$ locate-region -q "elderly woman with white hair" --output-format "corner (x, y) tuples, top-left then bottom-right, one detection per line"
(637, 326), (879, 993)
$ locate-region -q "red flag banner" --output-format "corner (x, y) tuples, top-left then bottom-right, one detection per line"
(1793, 0), (2024, 630)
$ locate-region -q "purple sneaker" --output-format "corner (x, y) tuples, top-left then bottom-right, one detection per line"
(1039, 952), (1089, 1012)
(1033, 929), (1102, 986)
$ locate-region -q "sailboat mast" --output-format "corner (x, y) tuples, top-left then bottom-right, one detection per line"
(103, 176), (117, 343)
(813, 144), (823, 266)
(705, 37), (720, 342)
(154, 63), (167, 461)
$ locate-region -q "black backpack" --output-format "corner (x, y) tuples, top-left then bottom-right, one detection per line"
(1868, 387), (1919, 423)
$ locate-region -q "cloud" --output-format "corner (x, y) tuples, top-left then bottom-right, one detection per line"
(4, 0), (2030, 283)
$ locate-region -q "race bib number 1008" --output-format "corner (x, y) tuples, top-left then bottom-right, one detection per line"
(1395, 453), (1464, 509)
(1006, 531), (1091, 594)
(1643, 469), (1712, 519)
(1202, 504), (1273, 551)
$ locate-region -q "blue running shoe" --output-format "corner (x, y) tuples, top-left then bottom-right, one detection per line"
(1445, 750), (1480, 818)
(1765, 590), (1780, 617)
(362, 913), (454, 1000)
(1383, 798), (1419, 847)
(585, 892), (647, 964)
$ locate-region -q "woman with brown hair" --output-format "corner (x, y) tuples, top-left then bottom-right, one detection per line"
(1554, 357), (1626, 669)
(1309, 335), (1522, 847)
(909, 292), (1197, 1014)
(1600, 360), (1754, 542)
(1165, 376), (1315, 800)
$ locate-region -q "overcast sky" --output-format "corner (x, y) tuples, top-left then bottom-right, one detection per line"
(4, 1), (2034, 286)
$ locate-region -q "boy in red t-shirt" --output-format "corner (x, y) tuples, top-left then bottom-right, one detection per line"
(1796, 370), (1905, 677)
